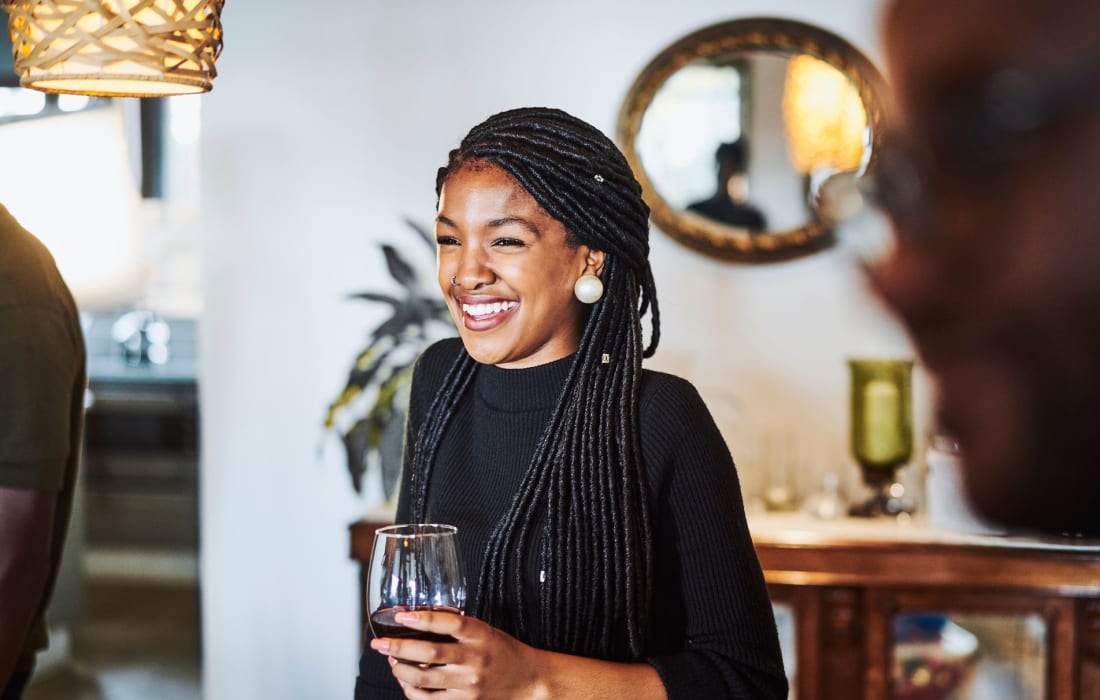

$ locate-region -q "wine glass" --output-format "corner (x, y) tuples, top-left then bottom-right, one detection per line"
(847, 358), (915, 517)
(368, 524), (466, 643)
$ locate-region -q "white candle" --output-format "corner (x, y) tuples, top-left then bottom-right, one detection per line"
(861, 379), (901, 464)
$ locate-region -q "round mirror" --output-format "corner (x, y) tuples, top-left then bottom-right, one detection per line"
(617, 17), (889, 263)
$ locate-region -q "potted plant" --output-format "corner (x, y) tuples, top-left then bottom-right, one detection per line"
(324, 218), (454, 502)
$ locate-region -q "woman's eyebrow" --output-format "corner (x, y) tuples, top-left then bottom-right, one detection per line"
(435, 213), (541, 236)
(488, 216), (540, 236)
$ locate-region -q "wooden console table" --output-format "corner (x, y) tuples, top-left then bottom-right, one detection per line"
(350, 512), (1100, 698)
(753, 513), (1100, 700)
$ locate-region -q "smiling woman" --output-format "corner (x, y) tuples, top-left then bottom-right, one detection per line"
(435, 162), (603, 369)
(355, 107), (787, 700)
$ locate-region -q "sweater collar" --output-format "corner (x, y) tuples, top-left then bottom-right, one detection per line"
(475, 353), (575, 412)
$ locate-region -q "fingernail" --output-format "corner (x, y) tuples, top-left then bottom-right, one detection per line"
(394, 611), (418, 623)
(370, 638), (389, 653)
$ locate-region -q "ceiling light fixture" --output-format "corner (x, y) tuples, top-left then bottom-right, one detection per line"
(2, 0), (224, 97)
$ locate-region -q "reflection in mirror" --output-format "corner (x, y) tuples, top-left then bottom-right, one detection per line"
(636, 61), (748, 214)
(619, 18), (889, 262)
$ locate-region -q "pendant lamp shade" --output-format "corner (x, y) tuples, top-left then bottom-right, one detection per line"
(2, 0), (224, 97)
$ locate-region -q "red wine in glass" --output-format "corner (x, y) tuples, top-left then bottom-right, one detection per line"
(369, 605), (463, 643)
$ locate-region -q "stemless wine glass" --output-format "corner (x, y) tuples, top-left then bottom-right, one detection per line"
(368, 524), (466, 643)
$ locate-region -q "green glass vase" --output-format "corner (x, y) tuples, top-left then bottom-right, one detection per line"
(848, 358), (914, 516)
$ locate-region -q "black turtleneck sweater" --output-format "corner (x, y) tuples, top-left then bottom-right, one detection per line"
(356, 338), (787, 699)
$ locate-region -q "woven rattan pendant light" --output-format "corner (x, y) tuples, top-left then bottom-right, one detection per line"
(2, 0), (224, 97)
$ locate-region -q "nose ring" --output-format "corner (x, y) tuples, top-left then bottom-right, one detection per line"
(450, 275), (458, 286)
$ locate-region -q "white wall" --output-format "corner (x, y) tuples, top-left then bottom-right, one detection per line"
(0, 105), (144, 309)
(199, 1), (920, 697)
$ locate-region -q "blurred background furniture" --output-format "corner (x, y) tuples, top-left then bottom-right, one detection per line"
(754, 514), (1100, 699)
(83, 313), (199, 563)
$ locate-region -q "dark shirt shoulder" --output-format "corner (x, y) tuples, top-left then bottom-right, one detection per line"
(407, 338), (464, 416)
(639, 368), (707, 418)
(636, 369), (726, 485)
(414, 338), (465, 381)
(0, 205), (85, 485)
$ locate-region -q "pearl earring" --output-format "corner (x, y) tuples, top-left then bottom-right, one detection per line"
(574, 273), (603, 304)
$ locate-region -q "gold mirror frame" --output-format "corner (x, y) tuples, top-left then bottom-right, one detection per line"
(617, 17), (889, 263)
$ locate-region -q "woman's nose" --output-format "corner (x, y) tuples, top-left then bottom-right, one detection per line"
(452, 248), (493, 289)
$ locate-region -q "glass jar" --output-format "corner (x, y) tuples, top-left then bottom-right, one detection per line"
(925, 432), (1005, 535)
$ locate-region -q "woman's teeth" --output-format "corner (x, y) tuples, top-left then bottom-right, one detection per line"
(462, 301), (517, 317)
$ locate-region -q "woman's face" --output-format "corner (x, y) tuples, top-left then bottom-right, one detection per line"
(436, 161), (603, 368)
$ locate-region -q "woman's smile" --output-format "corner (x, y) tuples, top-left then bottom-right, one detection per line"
(459, 297), (519, 330)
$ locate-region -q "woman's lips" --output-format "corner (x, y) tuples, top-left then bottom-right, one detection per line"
(460, 300), (518, 331)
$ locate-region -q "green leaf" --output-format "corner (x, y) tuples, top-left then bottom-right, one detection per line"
(343, 418), (373, 494)
(327, 217), (458, 494)
(348, 291), (401, 306)
(382, 244), (419, 290)
(404, 217), (435, 249)
(379, 407), (406, 501)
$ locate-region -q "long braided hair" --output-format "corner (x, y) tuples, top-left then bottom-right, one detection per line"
(407, 107), (660, 660)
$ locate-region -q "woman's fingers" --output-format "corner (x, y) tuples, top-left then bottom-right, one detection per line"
(368, 611), (520, 697)
(371, 637), (460, 666)
(388, 653), (467, 699)
(369, 610), (477, 668)
(389, 658), (458, 686)
(394, 609), (472, 639)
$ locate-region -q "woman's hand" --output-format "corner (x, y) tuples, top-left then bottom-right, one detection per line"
(369, 609), (547, 699)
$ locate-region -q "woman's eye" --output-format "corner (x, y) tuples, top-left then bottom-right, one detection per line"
(436, 236), (459, 246)
(493, 238), (525, 247)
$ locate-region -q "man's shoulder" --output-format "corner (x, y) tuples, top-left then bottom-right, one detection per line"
(0, 205), (74, 311)
(0, 285), (82, 353)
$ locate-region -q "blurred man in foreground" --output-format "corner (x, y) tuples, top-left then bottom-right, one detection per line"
(0, 204), (86, 698)
(873, 0), (1100, 535)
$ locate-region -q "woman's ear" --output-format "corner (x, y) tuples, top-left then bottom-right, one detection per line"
(586, 248), (606, 276)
